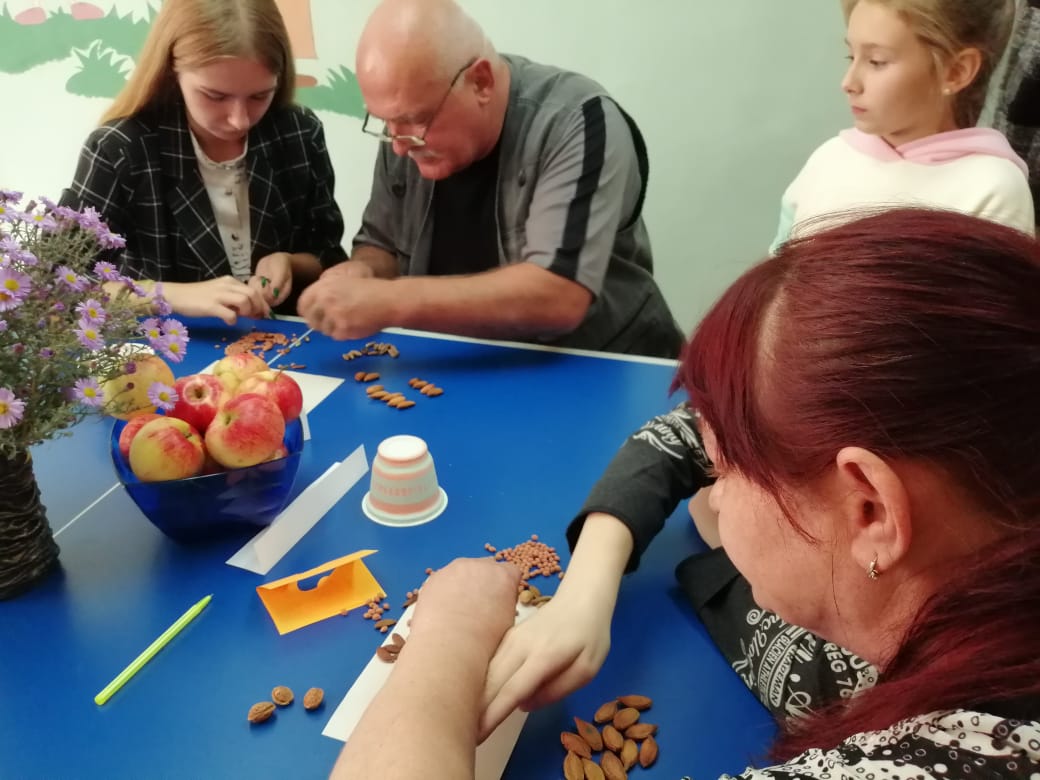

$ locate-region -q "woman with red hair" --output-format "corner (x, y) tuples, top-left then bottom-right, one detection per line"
(333, 208), (1040, 779)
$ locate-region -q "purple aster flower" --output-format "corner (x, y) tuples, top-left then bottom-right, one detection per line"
(156, 334), (187, 363)
(39, 347), (54, 358)
(123, 360), (137, 375)
(51, 301), (66, 313)
(56, 266), (89, 291)
(97, 230), (126, 250)
(0, 319), (7, 333)
(140, 317), (162, 342)
(161, 318), (188, 340)
(147, 382), (178, 412)
(0, 189), (22, 203)
(0, 267), (31, 311)
(75, 298), (107, 325)
(29, 212), (58, 232)
(153, 283), (172, 316)
(0, 387), (26, 429)
(75, 322), (105, 350)
(93, 261), (120, 281)
(72, 377), (104, 407)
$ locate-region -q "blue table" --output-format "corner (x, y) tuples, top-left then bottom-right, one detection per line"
(1, 318), (775, 779)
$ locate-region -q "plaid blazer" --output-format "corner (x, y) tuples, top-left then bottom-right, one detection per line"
(61, 101), (347, 282)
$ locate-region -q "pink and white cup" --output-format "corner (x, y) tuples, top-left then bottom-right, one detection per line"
(362, 435), (448, 527)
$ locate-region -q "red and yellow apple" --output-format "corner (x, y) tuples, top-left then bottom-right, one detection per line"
(212, 352), (268, 394)
(204, 393), (285, 469)
(118, 412), (163, 460)
(101, 355), (175, 420)
(128, 417), (205, 482)
(169, 373), (228, 433)
(236, 370), (303, 422)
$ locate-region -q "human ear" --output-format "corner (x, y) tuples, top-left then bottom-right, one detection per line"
(470, 59), (495, 102)
(942, 47), (983, 96)
(833, 447), (913, 577)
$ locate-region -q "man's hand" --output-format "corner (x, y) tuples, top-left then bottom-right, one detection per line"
(297, 275), (395, 340)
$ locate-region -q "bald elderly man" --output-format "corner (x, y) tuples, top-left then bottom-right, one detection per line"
(298, 0), (682, 358)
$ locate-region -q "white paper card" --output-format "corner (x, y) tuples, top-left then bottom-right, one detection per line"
(322, 603), (536, 780)
(226, 445), (369, 574)
(198, 362), (343, 418)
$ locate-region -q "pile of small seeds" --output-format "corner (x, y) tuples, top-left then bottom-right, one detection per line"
(491, 535), (564, 582)
(363, 596), (398, 632)
(222, 330), (295, 357)
(342, 341), (400, 360)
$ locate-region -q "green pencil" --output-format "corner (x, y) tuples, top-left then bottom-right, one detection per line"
(94, 594), (213, 706)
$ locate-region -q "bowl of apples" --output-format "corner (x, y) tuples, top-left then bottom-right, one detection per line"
(109, 353), (306, 543)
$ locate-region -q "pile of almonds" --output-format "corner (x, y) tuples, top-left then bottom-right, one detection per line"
(408, 377), (444, 396)
(561, 695), (658, 779)
(364, 384), (416, 410)
(375, 632), (407, 663)
(247, 685), (324, 724)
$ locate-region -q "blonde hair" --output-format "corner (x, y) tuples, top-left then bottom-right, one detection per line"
(101, 0), (295, 124)
(840, 0), (1015, 127)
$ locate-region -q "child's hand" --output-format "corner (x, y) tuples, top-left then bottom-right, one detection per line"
(478, 588), (613, 741)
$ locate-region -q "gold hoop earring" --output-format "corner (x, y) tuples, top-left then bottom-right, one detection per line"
(868, 554), (880, 580)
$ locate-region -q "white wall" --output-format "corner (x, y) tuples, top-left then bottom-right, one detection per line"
(0, 0), (849, 333)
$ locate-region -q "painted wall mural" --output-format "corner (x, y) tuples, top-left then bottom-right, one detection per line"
(0, 1), (364, 116)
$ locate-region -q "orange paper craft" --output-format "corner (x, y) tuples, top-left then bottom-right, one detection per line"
(257, 550), (383, 634)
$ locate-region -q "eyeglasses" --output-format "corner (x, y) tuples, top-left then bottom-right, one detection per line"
(361, 57), (478, 147)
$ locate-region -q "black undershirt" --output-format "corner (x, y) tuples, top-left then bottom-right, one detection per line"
(428, 143), (502, 276)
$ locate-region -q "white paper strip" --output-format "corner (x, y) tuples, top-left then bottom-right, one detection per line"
(226, 445), (369, 575)
(322, 603), (536, 780)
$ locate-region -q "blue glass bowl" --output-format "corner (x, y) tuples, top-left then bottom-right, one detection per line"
(110, 418), (304, 543)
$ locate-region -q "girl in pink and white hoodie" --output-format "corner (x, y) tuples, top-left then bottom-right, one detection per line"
(772, 0), (1034, 252)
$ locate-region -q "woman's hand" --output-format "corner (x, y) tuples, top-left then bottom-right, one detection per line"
(250, 252), (294, 307)
(161, 277), (270, 324)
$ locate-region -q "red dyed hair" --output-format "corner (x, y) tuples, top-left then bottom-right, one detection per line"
(680, 208), (1040, 758)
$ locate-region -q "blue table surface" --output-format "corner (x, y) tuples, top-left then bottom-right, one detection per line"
(0, 318), (775, 779)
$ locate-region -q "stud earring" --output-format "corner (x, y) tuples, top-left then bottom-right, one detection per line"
(868, 554), (880, 580)
(942, 87), (952, 96)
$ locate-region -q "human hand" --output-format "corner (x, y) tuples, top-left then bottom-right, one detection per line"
(250, 252), (293, 307)
(161, 277), (270, 325)
(321, 260), (376, 282)
(479, 587), (612, 741)
(409, 558), (521, 656)
(297, 275), (395, 340)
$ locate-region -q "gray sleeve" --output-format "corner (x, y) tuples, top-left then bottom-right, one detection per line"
(352, 146), (403, 262)
(567, 402), (713, 572)
(523, 96), (640, 297)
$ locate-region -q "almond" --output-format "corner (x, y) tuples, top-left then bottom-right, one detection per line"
(375, 646), (398, 663)
(247, 701), (275, 723)
(526, 585), (541, 599)
(390, 632), (406, 647)
(560, 731), (592, 759)
(271, 685), (294, 706)
(303, 687), (324, 710)
(363, 372), (380, 381)
(365, 384), (384, 394)
(518, 589), (534, 605)
(638, 735), (658, 768)
(563, 751), (584, 780)
(354, 371), (366, 382)
(620, 739), (638, 770)
(600, 750), (628, 780)
(427, 387), (444, 397)
(397, 400), (416, 409)
(420, 384), (435, 396)
(374, 618), (397, 629)
(617, 694), (652, 711)
(594, 700), (618, 724)
(601, 724), (624, 752)
(574, 717), (603, 751)
(582, 758), (606, 780)
(372, 391), (390, 400)
(612, 707), (640, 731)
(624, 722), (657, 740)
